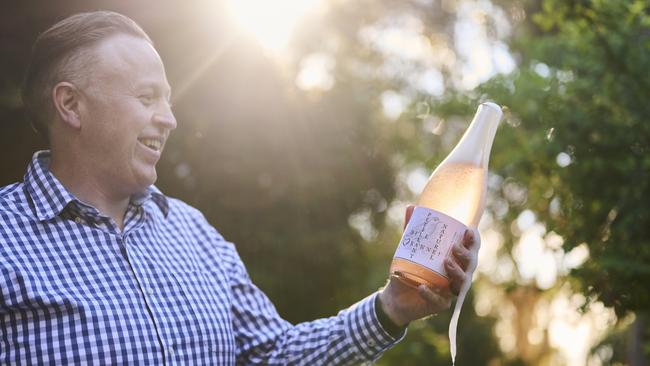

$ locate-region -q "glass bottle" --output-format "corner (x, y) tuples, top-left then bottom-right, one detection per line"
(390, 102), (502, 289)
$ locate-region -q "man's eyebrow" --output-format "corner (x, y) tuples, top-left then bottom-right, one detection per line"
(135, 82), (172, 97)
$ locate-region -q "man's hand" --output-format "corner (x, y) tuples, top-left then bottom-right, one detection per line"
(377, 205), (480, 327)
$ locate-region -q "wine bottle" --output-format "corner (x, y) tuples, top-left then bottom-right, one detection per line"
(390, 102), (502, 289)
(389, 102), (502, 366)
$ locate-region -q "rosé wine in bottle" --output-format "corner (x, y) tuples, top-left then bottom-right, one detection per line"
(389, 102), (502, 365)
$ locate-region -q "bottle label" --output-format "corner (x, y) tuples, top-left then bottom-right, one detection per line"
(393, 207), (467, 277)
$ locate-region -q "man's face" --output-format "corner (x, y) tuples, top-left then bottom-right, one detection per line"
(77, 34), (176, 199)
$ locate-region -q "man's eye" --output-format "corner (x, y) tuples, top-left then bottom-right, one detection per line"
(139, 95), (154, 104)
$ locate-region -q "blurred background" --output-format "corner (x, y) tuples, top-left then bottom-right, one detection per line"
(1, 0), (648, 364)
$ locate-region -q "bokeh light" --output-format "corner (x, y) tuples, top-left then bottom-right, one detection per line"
(226, 0), (324, 52)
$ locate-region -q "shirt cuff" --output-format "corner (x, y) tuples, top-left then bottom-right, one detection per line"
(343, 292), (406, 363)
(374, 293), (408, 338)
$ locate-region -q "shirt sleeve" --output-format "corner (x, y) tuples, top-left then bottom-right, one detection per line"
(219, 240), (405, 365)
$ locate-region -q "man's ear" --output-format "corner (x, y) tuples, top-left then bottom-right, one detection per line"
(52, 81), (82, 129)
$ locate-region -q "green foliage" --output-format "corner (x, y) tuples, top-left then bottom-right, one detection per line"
(377, 290), (501, 366)
(433, 0), (650, 317)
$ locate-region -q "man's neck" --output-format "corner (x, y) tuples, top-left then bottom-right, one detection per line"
(49, 154), (129, 231)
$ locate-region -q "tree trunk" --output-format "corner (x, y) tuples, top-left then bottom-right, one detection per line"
(628, 312), (648, 366)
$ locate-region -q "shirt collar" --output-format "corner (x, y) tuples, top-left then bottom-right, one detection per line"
(132, 185), (170, 217)
(25, 150), (169, 221)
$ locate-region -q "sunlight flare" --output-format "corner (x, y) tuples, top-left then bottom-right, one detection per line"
(227, 0), (323, 52)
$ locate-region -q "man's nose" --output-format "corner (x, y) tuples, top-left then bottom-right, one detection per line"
(153, 104), (177, 131)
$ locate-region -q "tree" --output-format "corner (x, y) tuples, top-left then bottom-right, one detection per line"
(426, 0), (650, 362)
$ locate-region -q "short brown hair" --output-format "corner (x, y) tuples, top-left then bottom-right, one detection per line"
(21, 11), (152, 140)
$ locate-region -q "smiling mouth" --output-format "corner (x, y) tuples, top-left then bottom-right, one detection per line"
(138, 137), (163, 152)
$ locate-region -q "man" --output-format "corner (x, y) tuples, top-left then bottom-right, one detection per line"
(0, 11), (478, 365)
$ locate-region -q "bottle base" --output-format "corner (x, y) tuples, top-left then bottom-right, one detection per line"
(390, 258), (450, 290)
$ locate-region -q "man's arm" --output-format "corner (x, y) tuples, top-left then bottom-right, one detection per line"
(219, 239), (401, 365)
(211, 206), (478, 365)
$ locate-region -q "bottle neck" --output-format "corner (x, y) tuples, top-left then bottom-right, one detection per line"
(444, 103), (502, 168)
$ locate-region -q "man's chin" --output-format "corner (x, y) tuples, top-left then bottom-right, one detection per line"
(133, 169), (157, 191)
(142, 172), (157, 188)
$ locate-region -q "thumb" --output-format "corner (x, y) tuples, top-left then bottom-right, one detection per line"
(404, 205), (415, 230)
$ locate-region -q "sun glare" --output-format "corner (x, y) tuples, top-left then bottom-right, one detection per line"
(227, 0), (323, 52)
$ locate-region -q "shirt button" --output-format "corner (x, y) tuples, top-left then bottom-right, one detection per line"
(147, 288), (155, 295)
(74, 217), (82, 224)
(367, 340), (376, 347)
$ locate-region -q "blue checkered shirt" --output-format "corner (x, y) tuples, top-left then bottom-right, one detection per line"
(0, 151), (402, 365)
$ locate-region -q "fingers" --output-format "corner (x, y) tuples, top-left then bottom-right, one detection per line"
(462, 228), (480, 249)
(445, 257), (466, 296)
(451, 240), (471, 271)
(447, 229), (480, 296)
(417, 284), (451, 312)
(403, 205), (415, 230)
(449, 230), (476, 271)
